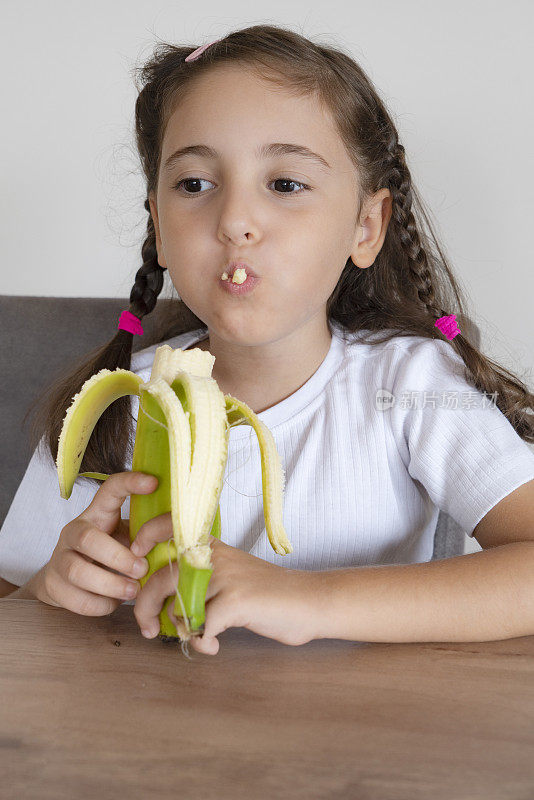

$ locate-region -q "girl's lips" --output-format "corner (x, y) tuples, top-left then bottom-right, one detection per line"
(219, 271), (260, 295)
(223, 262), (260, 279)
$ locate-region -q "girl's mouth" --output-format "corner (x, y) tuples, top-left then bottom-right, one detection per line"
(220, 266), (248, 284)
(219, 267), (260, 295)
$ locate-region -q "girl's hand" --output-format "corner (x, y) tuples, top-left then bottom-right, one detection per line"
(131, 513), (317, 655)
(35, 472), (156, 614)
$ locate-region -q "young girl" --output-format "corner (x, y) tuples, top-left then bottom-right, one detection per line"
(2, 24), (534, 655)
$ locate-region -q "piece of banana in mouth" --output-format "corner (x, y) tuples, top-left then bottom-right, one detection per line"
(220, 267), (248, 284)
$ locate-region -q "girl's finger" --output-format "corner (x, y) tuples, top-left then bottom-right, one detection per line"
(112, 517), (133, 550)
(62, 550), (142, 601)
(130, 512), (173, 557)
(131, 525), (226, 559)
(190, 634), (219, 655)
(188, 592), (234, 655)
(80, 472), (158, 535)
(133, 563), (180, 636)
(66, 522), (149, 581)
(197, 592), (233, 646)
(46, 565), (121, 616)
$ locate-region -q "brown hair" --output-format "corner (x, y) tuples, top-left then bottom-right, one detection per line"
(24, 23), (534, 487)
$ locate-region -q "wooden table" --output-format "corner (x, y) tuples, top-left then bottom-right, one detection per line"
(1, 599), (533, 799)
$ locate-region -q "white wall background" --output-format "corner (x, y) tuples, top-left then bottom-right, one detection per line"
(2, 1), (533, 553)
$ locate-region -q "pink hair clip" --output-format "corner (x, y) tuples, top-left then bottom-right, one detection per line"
(185, 38), (221, 62)
(435, 314), (461, 340)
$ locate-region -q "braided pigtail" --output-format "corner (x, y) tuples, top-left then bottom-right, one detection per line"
(123, 200), (167, 335)
(384, 135), (461, 333)
(24, 199), (168, 480)
(385, 128), (533, 435)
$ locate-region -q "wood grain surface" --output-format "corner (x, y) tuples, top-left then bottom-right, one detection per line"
(1, 599), (533, 799)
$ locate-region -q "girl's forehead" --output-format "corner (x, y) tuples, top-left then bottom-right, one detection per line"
(168, 65), (336, 133)
(164, 72), (344, 166)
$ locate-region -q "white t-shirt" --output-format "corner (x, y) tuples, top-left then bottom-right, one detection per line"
(1, 325), (534, 590)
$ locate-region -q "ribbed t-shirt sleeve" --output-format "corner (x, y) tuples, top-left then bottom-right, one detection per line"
(388, 338), (534, 537)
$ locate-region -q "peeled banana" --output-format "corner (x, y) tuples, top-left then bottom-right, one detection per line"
(55, 342), (292, 643)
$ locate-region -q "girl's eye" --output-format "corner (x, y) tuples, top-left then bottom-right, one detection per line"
(172, 177), (310, 196)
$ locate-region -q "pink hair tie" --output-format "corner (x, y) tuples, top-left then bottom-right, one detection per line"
(435, 314), (461, 340)
(118, 310), (144, 336)
(185, 38), (221, 62)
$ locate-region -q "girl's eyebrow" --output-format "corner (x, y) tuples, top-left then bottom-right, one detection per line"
(163, 142), (332, 172)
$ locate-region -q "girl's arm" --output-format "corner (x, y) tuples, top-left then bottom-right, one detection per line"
(0, 576), (20, 598)
(0, 573), (42, 600)
(127, 480), (534, 652)
(314, 540), (534, 643)
(313, 480), (534, 643)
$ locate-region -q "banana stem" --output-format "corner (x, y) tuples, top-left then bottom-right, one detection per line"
(170, 503), (222, 640)
(175, 554), (214, 633)
(136, 503), (222, 642)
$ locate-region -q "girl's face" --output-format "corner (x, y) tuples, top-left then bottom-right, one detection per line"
(149, 65), (386, 347)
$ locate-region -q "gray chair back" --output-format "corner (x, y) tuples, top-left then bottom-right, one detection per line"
(0, 295), (480, 558)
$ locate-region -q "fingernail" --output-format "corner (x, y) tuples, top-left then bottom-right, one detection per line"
(133, 558), (148, 576)
(125, 581), (139, 598)
(131, 540), (141, 556)
(142, 627), (157, 638)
